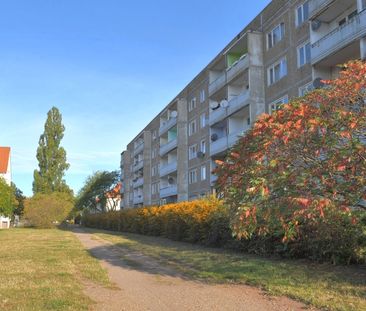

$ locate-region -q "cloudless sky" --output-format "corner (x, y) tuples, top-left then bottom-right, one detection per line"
(0, 0), (271, 196)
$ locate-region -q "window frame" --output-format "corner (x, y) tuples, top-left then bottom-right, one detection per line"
(267, 57), (287, 86)
(296, 1), (309, 27)
(269, 95), (289, 114)
(297, 41), (311, 68)
(267, 22), (285, 49)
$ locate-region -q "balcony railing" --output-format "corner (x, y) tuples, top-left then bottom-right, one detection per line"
(160, 161), (178, 177)
(160, 185), (178, 198)
(159, 117), (177, 136)
(311, 10), (366, 64)
(133, 160), (144, 172)
(209, 107), (227, 126)
(226, 54), (249, 83)
(210, 174), (218, 185)
(159, 138), (178, 156)
(227, 91), (250, 116)
(133, 195), (143, 205)
(210, 128), (249, 157)
(309, 0), (333, 19)
(208, 72), (226, 96)
(134, 143), (144, 156)
(133, 177), (144, 188)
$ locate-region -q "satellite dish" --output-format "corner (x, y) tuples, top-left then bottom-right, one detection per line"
(211, 133), (218, 141)
(311, 20), (322, 31)
(170, 111), (178, 118)
(220, 99), (229, 108)
(313, 77), (325, 89)
(197, 151), (205, 159)
(210, 101), (220, 110)
(168, 176), (175, 184)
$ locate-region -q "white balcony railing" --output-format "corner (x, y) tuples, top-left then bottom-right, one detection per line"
(133, 160), (144, 172)
(209, 107), (227, 126)
(159, 138), (178, 156)
(159, 117), (177, 136)
(134, 143), (144, 156)
(208, 72), (226, 96)
(226, 54), (249, 83)
(133, 195), (143, 205)
(160, 185), (178, 198)
(227, 91), (250, 116)
(133, 177), (144, 188)
(159, 161), (178, 177)
(311, 10), (366, 64)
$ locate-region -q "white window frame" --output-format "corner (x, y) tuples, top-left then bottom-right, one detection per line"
(297, 41), (311, 68)
(189, 119), (197, 136)
(267, 23), (285, 49)
(268, 57), (287, 86)
(189, 144), (198, 160)
(200, 139), (206, 154)
(269, 95), (289, 114)
(200, 89), (206, 103)
(201, 165), (207, 181)
(200, 113), (206, 129)
(296, 1), (309, 27)
(189, 97), (197, 112)
(299, 82), (314, 97)
(189, 169), (198, 184)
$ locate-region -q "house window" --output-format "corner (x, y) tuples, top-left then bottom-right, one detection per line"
(152, 183), (159, 195)
(296, 1), (309, 27)
(201, 165), (207, 181)
(270, 96), (289, 114)
(200, 140), (206, 154)
(299, 82), (314, 97)
(267, 23), (285, 49)
(189, 119), (197, 136)
(298, 42), (311, 67)
(189, 97), (197, 112)
(200, 113), (206, 129)
(268, 58), (287, 85)
(200, 89), (206, 103)
(152, 165), (158, 177)
(189, 144), (198, 160)
(189, 169), (198, 184)
(152, 130), (157, 140)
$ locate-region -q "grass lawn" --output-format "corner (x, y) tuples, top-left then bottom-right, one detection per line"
(88, 229), (366, 311)
(0, 228), (110, 311)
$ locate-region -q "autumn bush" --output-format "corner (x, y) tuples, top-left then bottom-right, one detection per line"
(83, 197), (232, 246)
(24, 192), (74, 228)
(216, 61), (366, 264)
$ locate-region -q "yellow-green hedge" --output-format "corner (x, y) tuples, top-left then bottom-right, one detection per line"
(83, 198), (232, 246)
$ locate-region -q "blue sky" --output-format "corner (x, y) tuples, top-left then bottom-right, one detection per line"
(0, 0), (271, 196)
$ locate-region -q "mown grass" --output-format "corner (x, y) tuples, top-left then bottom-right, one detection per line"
(0, 228), (110, 311)
(88, 228), (366, 311)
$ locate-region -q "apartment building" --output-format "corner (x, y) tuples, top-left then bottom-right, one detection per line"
(120, 0), (366, 208)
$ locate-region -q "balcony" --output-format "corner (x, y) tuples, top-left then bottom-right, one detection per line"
(309, 0), (333, 19)
(159, 118), (177, 136)
(226, 54), (249, 83)
(133, 160), (144, 172)
(159, 138), (178, 156)
(134, 143), (144, 156)
(210, 135), (228, 156)
(160, 185), (178, 198)
(228, 130), (247, 148)
(208, 72), (226, 96)
(160, 161), (178, 177)
(311, 10), (366, 64)
(227, 91), (250, 116)
(210, 174), (218, 185)
(133, 195), (143, 205)
(209, 107), (227, 126)
(133, 177), (144, 188)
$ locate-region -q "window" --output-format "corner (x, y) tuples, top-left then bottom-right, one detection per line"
(152, 130), (157, 140)
(297, 42), (311, 67)
(152, 148), (156, 159)
(267, 23), (285, 49)
(189, 169), (197, 184)
(152, 165), (158, 177)
(270, 96), (289, 114)
(296, 1), (309, 27)
(200, 89), (206, 103)
(268, 58), (287, 85)
(152, 183), (159, 195)
(201, 165), (207, 181)
(189, 144), (198, 160)
(299, 82), (314, 97)
(189, 98), (196, 112)
(200, 140), (206, 154)
(189, 119), (197, 136)
(200, 113), (206, 128)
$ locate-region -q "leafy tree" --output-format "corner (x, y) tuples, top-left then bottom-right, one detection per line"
(24, 192), (74, 228)
(12, 183), (26, 216)
(0, 178), (17, 217)
(216, 61), (366, 263)
(76, 171), (120, 213)
(33, 107), (71, 195)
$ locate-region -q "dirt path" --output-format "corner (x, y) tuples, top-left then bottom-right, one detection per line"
(73, 228), (312, 311)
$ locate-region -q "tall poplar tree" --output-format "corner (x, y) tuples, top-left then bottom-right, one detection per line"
(33, 107), (71, 195)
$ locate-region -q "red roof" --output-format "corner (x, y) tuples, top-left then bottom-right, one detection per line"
(0, 147), (10, 174)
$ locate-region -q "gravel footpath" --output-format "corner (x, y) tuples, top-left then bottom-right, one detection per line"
(73, 228), (313, 311)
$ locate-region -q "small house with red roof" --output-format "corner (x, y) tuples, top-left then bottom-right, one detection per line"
(0, 147), (12, 228)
